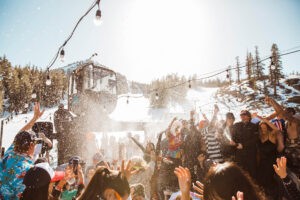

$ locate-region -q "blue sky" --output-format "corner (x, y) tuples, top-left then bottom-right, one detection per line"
(0, 0), (300, 83)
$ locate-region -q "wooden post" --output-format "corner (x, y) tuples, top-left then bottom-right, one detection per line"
(0, 120), (4, 150)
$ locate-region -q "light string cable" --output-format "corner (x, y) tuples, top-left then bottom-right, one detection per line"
(46, 0), (100, 72)
(117, 47), (300, 101)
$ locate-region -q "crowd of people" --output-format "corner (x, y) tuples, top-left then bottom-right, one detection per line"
(0, 95), (300, 200)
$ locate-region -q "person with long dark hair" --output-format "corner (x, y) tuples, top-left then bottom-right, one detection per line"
(203, 162), (266, 200)
(255, 117), (281, 199)
(20, 162), (55, 200)
(217, 112), (236, 161)
(77, 161), (132, 200)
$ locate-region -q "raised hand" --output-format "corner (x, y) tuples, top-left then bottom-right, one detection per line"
(121, 160), (136, 180)
(193, 181), (204, 199)
(174, 166), (191, 200)
(34, 102), (45, 119)
(273, 157), (287, 179)
(232, 191), (244, 200)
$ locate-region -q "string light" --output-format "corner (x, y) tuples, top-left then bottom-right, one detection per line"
(270, 57), (276, 71)
(31, 90), (37, 99)
(46, 0), (102, 72)
(226, 69), (230, 79)
(46, 73), (52, 86)
(60, 49), (65, 62)
(115, 48), (300, 102)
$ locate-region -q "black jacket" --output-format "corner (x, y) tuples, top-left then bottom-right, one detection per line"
(232, 121), (259, 154)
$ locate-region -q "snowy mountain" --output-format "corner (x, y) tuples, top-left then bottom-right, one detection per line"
(215, 75), (300, 117)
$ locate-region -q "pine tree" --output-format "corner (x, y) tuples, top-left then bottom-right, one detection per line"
(7, 68), (21, 113)
(0, 56), (13, 99)
(270, 44), (284, 85)
(227, 66), (232, 85)
(254, 46), (264, 80)
(245, 52), (254, 88)
(235, 56), (241, 84)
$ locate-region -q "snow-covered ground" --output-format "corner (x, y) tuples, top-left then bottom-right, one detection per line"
(1, 107), (57, 150)
(1, 87), (221, 150)
(1, 77), (299, 165)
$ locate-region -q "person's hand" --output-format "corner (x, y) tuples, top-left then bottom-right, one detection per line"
(174, 166), (191, 199)
(229, 140), (236, 146)
(64, 165), (75, 181)
(121, 160), (136, 180)
(197, 154), (205, 163)
(232, 191), (244, 200)
(265, 96), (273, 105)
(38, 132), (47, 140)
(252, 112), (259, 118)
(273, 157), (287, 179)
(33, 102), (45, 119)
(236, 143), (243, 149)
(192, 181), (204, 199)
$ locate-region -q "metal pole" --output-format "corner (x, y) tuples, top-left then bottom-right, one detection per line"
(0, 120), (4, 150)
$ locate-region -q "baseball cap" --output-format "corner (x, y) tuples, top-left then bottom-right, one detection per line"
(14, 131), (43, 150)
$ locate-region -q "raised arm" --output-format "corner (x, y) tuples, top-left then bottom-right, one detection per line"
(166, 117), (177, 138)
(260, 117), (280, 131)
(265, 96), (285, 118)
(209, 104), (219, 128)
(19, 102), (44, 132)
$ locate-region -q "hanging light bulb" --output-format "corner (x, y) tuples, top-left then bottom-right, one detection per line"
(31, 92), (37, 99)
(94, 9), (102, 26)
(270, 60), (276, 71)
(126, 96), (129, 104)
(226, 69), (230, 79)
(188, 80), (191, 89)
(46, 74), (52, 86)
(155, 92), (159, 100)
(60, 49), (65, 62)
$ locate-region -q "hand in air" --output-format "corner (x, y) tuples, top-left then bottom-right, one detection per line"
(273, 157), (287, 179)
(174, 166), (191, 197)
(232, 191), (244, 200)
